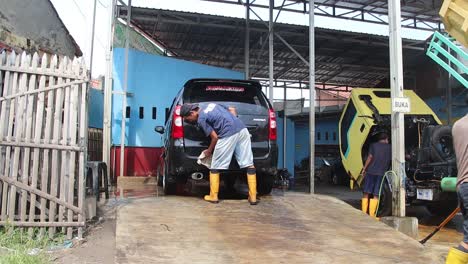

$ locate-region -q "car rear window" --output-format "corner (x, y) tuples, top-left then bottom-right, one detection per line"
(183, 81), (269, 115)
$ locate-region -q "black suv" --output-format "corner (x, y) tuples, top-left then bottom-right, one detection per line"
(155, 79), (278, 195)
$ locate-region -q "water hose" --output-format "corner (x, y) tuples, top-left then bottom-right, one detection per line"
(375, 173), (457, 215)
(375, 170), (397, 215)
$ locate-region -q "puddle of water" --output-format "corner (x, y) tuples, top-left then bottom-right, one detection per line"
(113, 181), (251, 201)
(114, 186), (161, 198)
(419, 224), (463, 243)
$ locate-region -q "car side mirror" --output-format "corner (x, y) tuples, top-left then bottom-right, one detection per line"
(155, 126), (165, 134)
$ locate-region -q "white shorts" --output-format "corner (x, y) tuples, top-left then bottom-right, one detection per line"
(211, 128), (254, 170)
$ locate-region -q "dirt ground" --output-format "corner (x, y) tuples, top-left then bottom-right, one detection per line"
(51, 198), (119, 264)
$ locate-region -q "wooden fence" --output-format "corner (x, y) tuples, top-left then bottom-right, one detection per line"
(0, 51), (88, 239)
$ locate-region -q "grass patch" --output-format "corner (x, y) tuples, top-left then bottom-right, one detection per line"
(0, 252), (49, 264)
(0, 226), (65, 264)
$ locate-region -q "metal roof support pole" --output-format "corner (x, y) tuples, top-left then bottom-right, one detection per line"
(309, 0), (315, 194)
(388, 0), (406, 217)
(103, 0), (117, 179)
(268, 0), (274, 100)
(245, 4), (309, 68)
(300, 81), (303, 113)
(245, 0), (250, 79)
(88, 0), (97, 76)
(447, 46), (452, 125)
(120, 0), (132, 179)
(447, 74), (452, 125)
(283, 82), (287, 169)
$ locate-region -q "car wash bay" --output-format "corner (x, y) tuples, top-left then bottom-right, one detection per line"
(104, 1), (464, 263)
(115, 192), (446, 264)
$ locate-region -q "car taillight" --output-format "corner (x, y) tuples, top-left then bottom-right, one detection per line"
(268, 109), (277, 140)
(172, 105), (184, 139)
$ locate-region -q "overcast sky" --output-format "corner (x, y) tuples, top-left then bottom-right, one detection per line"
(51, 0), (434, 78)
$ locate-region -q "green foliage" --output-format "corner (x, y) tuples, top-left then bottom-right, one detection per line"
(0, 252), (49, 264)
(0, 225), (66, 264)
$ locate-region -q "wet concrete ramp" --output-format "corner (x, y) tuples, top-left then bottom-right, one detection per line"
(116, 192), (441, 264)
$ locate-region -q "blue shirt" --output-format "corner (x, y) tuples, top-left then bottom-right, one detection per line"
(367, 142), (392, 176)
(198, 103), (245, 139)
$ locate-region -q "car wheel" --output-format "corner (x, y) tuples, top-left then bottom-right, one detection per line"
(377, 179), (392, 217)
(162, 163), (176, 195)
(258, 174), (274, 195)
(331, 172), (340, 185)
(156, 166), (163, 187)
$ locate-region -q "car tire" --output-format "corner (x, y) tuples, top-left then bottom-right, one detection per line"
(331, 171), (340, 185)
(157, 167), (163, 187)
(162, 163), (176, 195)
(430, 126), (455, 163)
(258, 174), (274, 195)
(377, 179), (392, 217)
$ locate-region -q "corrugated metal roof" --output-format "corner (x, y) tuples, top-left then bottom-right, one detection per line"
(205, 0), (443, 31)
(314, 0), (442, 25)
(121, 6), (429, 87)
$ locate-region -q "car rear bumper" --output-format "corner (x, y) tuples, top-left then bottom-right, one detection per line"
(167, 145), (278, 180)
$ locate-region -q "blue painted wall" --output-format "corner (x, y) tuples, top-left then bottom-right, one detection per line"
(88, 88), (104, 128)
(294, 123), (310, 166)
(315, 117), (339, 146)
(425, 94), (468, 124)
(277, 116), (295, 174)
(112, 48), (243, 147)
(276, 115), (340, 175)
(292, 117), (339, 165)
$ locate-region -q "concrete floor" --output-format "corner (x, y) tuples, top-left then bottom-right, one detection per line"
(115, 181), (449, 264)
(315, 183), (464, 246)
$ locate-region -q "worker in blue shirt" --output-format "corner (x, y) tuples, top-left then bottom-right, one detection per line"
(181, 103), (258, 205)
(361, 132), (391, 218)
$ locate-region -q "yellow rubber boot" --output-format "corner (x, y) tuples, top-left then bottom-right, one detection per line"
(204, 172), (220, 203)
(361, 198), (369, 214)
(446, 247), (468, 264)
(247, 173), (258, 205)
(369, 198), (379, 219)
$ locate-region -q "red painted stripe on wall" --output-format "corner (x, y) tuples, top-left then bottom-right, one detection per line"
(110, 147), (163, 177)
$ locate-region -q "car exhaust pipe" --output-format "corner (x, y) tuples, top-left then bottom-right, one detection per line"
(191, 172), (204, 180)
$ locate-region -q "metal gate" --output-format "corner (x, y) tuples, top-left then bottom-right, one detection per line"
(0, 51), (88, 239)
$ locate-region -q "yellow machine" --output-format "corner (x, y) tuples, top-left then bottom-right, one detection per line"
(439, 0), (468, 48)
(339, 88), (457, 216)
(427, 0), (468, 89)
